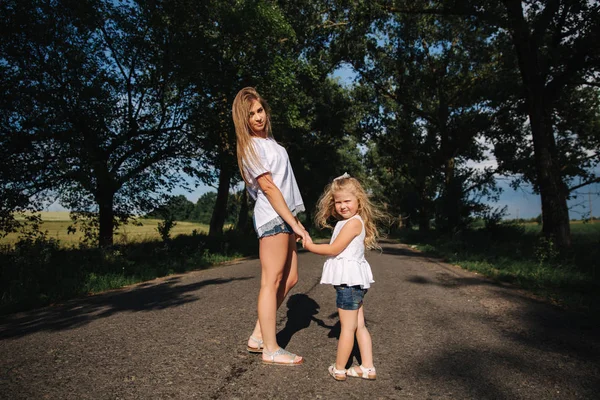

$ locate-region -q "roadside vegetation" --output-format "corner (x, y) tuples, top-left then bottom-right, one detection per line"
(1, 211), (599, 317)
(394, 220), (600, 314)
(0, 212), (256, 315)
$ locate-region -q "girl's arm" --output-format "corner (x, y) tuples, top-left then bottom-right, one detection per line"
(256, 173), (311, 242)
(303, 219), (362, 256)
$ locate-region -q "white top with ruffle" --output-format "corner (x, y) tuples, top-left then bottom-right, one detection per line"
(243, 137), (305, 236)
(320, 214), (374, 289)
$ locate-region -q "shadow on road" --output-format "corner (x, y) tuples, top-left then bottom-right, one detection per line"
(402, 270), (600, 398)
(405, 272), (600, 365)
(375, 244), (432, 259)
(276, 294), (366, 368)
(0, 277), (252, 340)
(277, 293), (333, 348)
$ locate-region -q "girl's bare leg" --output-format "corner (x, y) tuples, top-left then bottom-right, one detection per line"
(248, 235), (298, 346)
(354, 305), (374, 369)
(336, 309), (359, 370)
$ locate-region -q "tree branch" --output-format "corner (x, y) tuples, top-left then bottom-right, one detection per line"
(532, 0), (560, 47)
(379, 2), (506, 28)
(569, 176), (600, 192)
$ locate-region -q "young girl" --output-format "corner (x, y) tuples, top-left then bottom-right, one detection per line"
(232, 87), (311, 366)
(303, 173), (382, 381)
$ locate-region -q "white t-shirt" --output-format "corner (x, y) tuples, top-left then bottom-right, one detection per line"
(243, 137), (305, 236)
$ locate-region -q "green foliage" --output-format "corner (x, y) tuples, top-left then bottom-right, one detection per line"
(534, 236), (559, 267)
(156, 216), (177, 242)
(0, 228), (258, 314)
(68, 212), (101, 247)
(1, 0), (598, 249)
(395, 222), (600, 311)
(189, 192), (218, 224)
(479, 206), (509, 231)
(0, 0), (208, 245)
(333, 1), (502, 232)
(148, 195), (195, 222)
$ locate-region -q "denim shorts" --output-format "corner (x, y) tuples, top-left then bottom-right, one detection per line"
(254, 217), (293, 238)
(335, 285), (367, 310)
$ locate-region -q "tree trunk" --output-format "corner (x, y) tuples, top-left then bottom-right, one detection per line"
(504, 0), (571, 248)
(528, 95), (571, 246)
(418, 187), (430, 231)
(440, 156), (461, 233)
(97, 192), (115, 247)
(209, 162), (231, 237)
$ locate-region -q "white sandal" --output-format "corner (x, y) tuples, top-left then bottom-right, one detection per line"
(262, 347), (303, 366)
(247, 335), (264, 353)
(346, 365), (376, 380)
(328, 364), (347, 381)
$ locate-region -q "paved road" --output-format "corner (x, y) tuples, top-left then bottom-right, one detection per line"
(1, 240), (599, 399)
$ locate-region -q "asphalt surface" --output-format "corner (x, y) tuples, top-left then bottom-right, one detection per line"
(1, 240), (599, 400)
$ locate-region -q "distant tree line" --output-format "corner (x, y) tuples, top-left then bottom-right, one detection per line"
(146, 193), (247, 227)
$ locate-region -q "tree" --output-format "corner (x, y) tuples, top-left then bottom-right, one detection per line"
(0, 0), (208, 246)
(147, 195), (195, 221)
(377, 0), (600, 246)
(189, 192), (218, 225)
(330, 1), (501, 232)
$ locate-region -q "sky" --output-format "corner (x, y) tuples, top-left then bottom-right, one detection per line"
(48, 65), (600, 220)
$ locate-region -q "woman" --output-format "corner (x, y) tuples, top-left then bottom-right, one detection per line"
(232, 87), (311, 365)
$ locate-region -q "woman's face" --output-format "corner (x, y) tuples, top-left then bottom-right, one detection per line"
(248, 99), (266, 135)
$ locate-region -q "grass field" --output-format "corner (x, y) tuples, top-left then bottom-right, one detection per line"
(2, 212), (209, 247)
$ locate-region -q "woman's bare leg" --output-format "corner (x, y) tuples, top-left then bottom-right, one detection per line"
(248, 235), (298, 346)
(252, 233), (301, 362)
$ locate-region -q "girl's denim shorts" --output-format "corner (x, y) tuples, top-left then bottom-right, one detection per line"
(334, 284), (367, 310)
(254, 216), (293, 238)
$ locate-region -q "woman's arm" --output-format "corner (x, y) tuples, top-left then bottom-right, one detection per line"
(257, 173), (311, 242)
(303, 218), (361, 256)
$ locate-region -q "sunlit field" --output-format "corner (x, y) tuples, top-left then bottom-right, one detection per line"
(2, 212), (209, 247)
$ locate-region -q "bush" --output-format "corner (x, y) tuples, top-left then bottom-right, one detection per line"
(0, 228), (258, 315)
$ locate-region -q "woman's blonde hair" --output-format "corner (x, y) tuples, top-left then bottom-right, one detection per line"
(232, 87), (273, 184)
(314, 175), (384, 250)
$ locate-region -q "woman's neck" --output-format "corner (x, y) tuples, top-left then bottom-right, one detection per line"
(252, 130), (268, 139)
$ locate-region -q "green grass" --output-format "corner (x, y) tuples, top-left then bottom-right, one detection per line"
(394, 222), (600, 313)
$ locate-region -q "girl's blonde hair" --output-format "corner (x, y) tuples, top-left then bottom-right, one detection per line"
(315, 175), (384, 250)
(232, 87), (273, 184)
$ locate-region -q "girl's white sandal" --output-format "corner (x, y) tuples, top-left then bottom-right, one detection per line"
(328, 364), (347, 381)
(346, 365), (376, 380)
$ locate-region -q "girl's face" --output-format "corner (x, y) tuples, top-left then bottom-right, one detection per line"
(248, 99), (266, 136)
(333, 189), (359, 219)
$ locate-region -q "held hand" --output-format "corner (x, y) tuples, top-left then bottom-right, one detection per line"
(303, 231), (313, 245)
(299, 231), (314, 251)
(292, 224), (307, 242)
